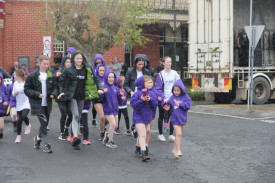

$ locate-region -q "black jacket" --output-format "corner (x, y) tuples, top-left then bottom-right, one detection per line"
(24, 68), (56, 115)
(123, 54), (151, 95)
(58, 50), (103, 101)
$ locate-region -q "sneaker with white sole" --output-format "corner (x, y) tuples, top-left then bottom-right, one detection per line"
(106, 141), (118, 148)
(158, 134), (166, 142)
(25, 124), (31, 135)
(168, 135), (175, 142)
(15, 135), (21, 143)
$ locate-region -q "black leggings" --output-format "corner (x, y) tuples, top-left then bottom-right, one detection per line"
(92, 104), (97, 119)
(17, 109), (30, 135)
(118, 108), (130, 130)
(80, 112), (89, 140)
(37, 106), (50, 144)
(158, 106), (174, 135)
(58, 101), (72, 133)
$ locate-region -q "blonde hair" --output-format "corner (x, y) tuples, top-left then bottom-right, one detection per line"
(14, 69), (26, 81)
(144, 75), (152, 83)
(163, 56), (171, 63)
(38, 55), (50, 62)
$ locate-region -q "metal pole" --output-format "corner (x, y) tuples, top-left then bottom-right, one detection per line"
(46, 0), (48, 36)
(173, 0), (177, 68)
(247, 0), (253, 110)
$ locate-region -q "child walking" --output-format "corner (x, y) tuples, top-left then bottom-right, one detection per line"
(164, 79), (191, 158)
(115, 76), (131, 135)
(13, 69), (31, 143)
(7, 74), (17, 132)
(0, 89), (8, 139)
(130, 75), (158, 161)
(102, 72), (119, 148)
(24, 55), (56, 153)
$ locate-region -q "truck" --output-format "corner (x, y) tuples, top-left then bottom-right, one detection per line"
(187, 0), (275, 104)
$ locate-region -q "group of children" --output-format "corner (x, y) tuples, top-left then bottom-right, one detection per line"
(0, 49), (191, 161)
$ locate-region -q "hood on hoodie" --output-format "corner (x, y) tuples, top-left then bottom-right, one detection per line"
(133, 54), (146, 68)
(71, 50), (88, 67)
(104, 71), (116, 87)
(143, 54), (150, 65)
(115, 76), (121, 87)
(93, 54), (106, 67)
(60, 56), (71, 69)
(95, 63), (106, 79)
(172, 79), (186, 96)
(0, 73), (4, 86)
(66, 47), (76, 54)
(134, 76), (145, 91)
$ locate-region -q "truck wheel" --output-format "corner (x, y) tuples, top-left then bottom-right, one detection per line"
(253, 77), (270, 105)
(214, 93), (235, 104)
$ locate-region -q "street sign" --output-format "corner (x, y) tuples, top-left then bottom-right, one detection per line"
(43, 36), (51, 57)
(245, 25), (265, 47)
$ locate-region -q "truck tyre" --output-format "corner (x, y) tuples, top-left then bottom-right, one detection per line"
(253, 77), (270, 105)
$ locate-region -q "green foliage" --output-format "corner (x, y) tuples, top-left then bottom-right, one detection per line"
(186, 87), (205, 101)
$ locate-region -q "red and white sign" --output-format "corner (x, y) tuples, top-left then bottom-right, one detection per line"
(0, 0), (4, 28)
(43, 36), (51, 57)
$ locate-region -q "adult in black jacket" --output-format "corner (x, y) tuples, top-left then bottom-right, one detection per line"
(123, 54), (151, 97)
(24, 55), (56, 153)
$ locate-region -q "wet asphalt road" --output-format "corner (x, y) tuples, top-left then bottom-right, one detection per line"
(1, 102), (275, 183)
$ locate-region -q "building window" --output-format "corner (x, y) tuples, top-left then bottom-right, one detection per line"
(124, 41), (133, 67)
(53, 37), (65, 56)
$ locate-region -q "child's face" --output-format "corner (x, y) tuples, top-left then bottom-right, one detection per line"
(64, 59), (71, 68)
(39, 60), (50, 72)
(144, 79), (153, 90)
(14, 74), (18, 81)
(98, 66), (105, 77)
(74, 54), (83, 67)
(108, 73), (115, 85)
(96, 59), (102, 65)
(173, 86), (182, 96)
(120, 78), (125, 86)
(164, 58), (172, 69)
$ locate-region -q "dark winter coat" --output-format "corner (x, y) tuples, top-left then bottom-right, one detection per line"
(24, 69), (55, 115)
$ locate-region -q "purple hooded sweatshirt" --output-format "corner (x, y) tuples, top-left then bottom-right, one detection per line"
(83, 100), (92, 111)
(130, 76), (158, 124)
(6, 74), (16, 108)
(66, 47), (76, 55)
(101, 72), (119, 115)
(0, 90), (8, 114)
(166, 79), (191, 125)
(93, 63), (107, 103)
(92, 54), (111, 74)
(0, 73), (7, 96)
(115, 76), (127, 107)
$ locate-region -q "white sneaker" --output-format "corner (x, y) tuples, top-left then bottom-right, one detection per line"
(15, 135), (21, 143)
(168, 135), (175, 142)
(158, 134), (166, 142)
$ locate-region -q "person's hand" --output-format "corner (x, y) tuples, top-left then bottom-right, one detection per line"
(121, 96), (126, 100)
(163, 104), (170, 111)
(174, 99), (179, 107)
(104, 88), (108, 93)
(146, 95), (150, 101)
(50, 95), (54, 99)
(130, 91), (134, 97)
(120, 90), (125, 95)
(164, 99), (168, 103)
(14, 90), (19, 95)
(56, 71), (62, 77)
(98, 90), (104, 95)
(141, 95), (146, 101)
(57, 93), (64, 99)
(3, 102), (8, 106)
(39, 94), (43, 98)
(158, 96), (161, 101)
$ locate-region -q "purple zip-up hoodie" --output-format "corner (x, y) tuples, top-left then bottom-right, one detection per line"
(7, 74), (16, 108)
(166, 79), (191, 125)
(0, 90), (8, 114)
(94, 63), (107, 103)
(115, 76), (127, 107)
(130, 76), (158, 124)
(101, 72), (119, 115)
(0, 73), (7, 96)
(92, 54), (111, 74)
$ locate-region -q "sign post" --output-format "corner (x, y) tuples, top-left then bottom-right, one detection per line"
(43, 36), (51, 57)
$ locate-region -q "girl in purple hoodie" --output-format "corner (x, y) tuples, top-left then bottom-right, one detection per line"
(102, 72), (119, 148)
(164, 79), (191, 158)
(0, 90), (8, 139)
(130, 75), (158, 161)
(7, 74), (17, 132)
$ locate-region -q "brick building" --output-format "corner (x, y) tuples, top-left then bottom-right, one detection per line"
(0, 0), (188, 73)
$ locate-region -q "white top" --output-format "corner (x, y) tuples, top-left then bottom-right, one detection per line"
(161, 70), (180, 99)
(39, 72), (48, 106)
(13, 81), (30, 111)
(135, 71), (143, 92)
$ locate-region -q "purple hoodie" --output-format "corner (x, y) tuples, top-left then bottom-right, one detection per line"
(130, 76), (158, 124)
(0, 90), (8, 114)
(0, 73), (7, 96)
(92, 54), (110, 74)
(115, 76), (127, 107)
(102, 72), (119, 115)
(66, 47), (76, 55)
(6, 74), (16, 108)
(83, 100), (92, 111)
(166, 79), (191, 125)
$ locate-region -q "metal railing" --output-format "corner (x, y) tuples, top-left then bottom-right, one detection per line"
(151, 0), (188, 10)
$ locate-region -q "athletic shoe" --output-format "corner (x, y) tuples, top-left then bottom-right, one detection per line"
(58, 133), (67, 141)
(15, 135), (21, 143)
(141, 151), (150, 162)
(83, 139), (91, 145)
(114, 129), (121, 135)
(145, 146), (149, 156)
(163, 122), (169, 131)
(168, 135), (175, 142)
(98, 133), (104, 141)
(102, 132), (109, 145)
(24, 124), (31, 135)
(47, 125), (50, 131)
(43, 144), (53, 153)
(106, 141), (118, 148)
(71, 137), (81, 147)
(158, 134), (166, 142)
(67, 135), (74, 142)
(126, 130), (132, 136)
(135, 146), (141, 158)
(92, 120), (97, 128)
(0, 133), (3, 139)
(33, 136), (41, 149)
(74, 144), (80, 150)
(64, 128), (69, 137)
